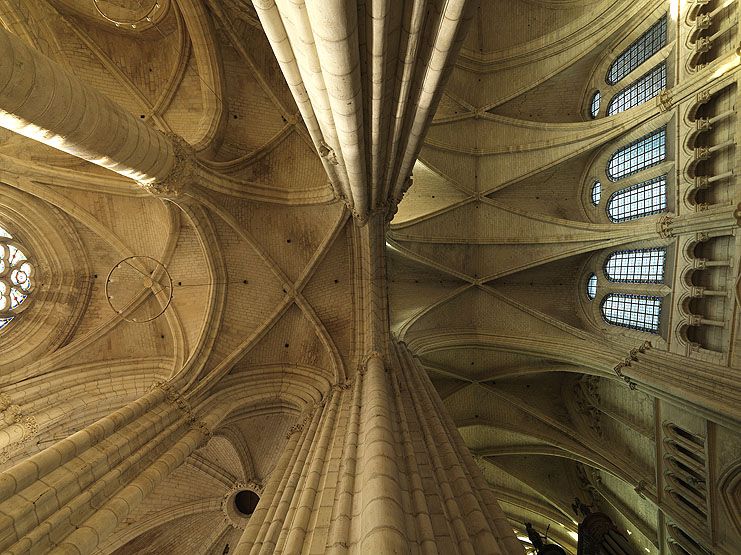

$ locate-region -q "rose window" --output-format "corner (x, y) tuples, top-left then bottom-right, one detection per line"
(0, 226), (34, 331)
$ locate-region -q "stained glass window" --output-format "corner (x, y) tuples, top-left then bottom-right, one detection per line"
(605, 248), (666, 283)
(591, 181), (601, 205)
(607, 16), (668, 85)
(607, 175), (667, 222)
(601, 294), (661, 332)
(607, 63), (666, 115)
(587, 274), (598, 299)
(590, 91), (601, 118)
(0, 226), (34, 331)
(607, 128), (666, 181)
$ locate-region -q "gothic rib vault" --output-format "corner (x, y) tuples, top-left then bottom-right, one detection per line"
(0, 0), (739, 554)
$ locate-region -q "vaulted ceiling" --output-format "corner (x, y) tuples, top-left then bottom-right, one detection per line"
(0, 1), (739, 554)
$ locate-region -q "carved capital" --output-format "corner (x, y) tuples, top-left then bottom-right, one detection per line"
(657, 215), (674, 238)
(695, 37), (712, 53)
(658, 89), (673, 112)
(139, 133), (196, 200)
(318, 140), (338, 165)
(694, 176), (710, 190)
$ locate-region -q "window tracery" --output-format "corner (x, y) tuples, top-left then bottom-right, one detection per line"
(605, 248), (666, 283)
(607, 127), (666, 181)
(607, 62), (667, 115)
(606, 15), (668, 85)
(606, 175), (667, 222)
(601, 293), (662, 333)
(0, 226), (35, 331)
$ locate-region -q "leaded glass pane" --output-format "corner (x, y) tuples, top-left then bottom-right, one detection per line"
(590, 91), (601, 118)
(587, 274), (598, 299)
(607, 175), (667, 222)
(0, 225), (35, 331)
(607, 16), (668, 85)
(607, 63), (666, 115)
(601, 294), (661, 332)
(591, 181), (601, 205)
(605, 248), (666, 283)
(606, 128), (666, 181)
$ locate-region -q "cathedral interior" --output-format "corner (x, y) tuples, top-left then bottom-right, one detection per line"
(0, 0), (739, 554)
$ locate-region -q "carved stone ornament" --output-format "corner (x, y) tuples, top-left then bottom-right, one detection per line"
(139, 133), (196, 200)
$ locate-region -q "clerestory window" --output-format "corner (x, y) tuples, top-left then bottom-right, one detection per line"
(607, 63), (666, 115)
(586, 274), (598, 300)
(601, 293), (662, 333)
(590, 91), (601, 118)
(0, 225), (35, 331)
(606, 127), (666, 181)
(591, 181), (602, 205)
(605, 248), (666, 283)
(607, 16), (668, 85)
(606, 175), (667, 222)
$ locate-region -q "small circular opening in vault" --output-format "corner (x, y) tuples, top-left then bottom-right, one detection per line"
(234, 490), (260, 516)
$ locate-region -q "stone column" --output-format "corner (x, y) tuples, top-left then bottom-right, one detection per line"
(252, 0), (475, 221)
(232, 342), (522, 555)
(0, 383), (211, 554)
(0, 26), (174, 185)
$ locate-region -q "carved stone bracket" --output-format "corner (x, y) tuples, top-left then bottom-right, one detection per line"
(657, 215), (674, 238)
(658, 89), (673, 112)
(139, 133), (196, 199)
(613, 342), (650, 390)
(153, 381), (212, 443)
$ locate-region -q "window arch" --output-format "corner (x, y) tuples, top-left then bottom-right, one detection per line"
(606, 127), (666, 181)
(589, 91), (601, 118)
(606, 175), (667, 222)
(605, 248), (666, 283)
(591, 181), (601, 205)
(586, 274), (598, 300)
(606, 15), (668, 85)
(607, 63), (666, 115)
(601, 294), (661, 333)
(0, 225), (35, 331)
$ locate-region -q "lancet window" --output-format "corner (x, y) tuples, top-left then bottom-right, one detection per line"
(607, 63), (667, 115)
(605, 248), (666, 283)
(606, 16), (668, 85)
(607, 127), (666, 181)
(606, 176), (667, 222)
(601, 294), (662, 333)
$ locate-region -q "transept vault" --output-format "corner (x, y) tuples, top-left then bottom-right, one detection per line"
(0, 1), (738, 554)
